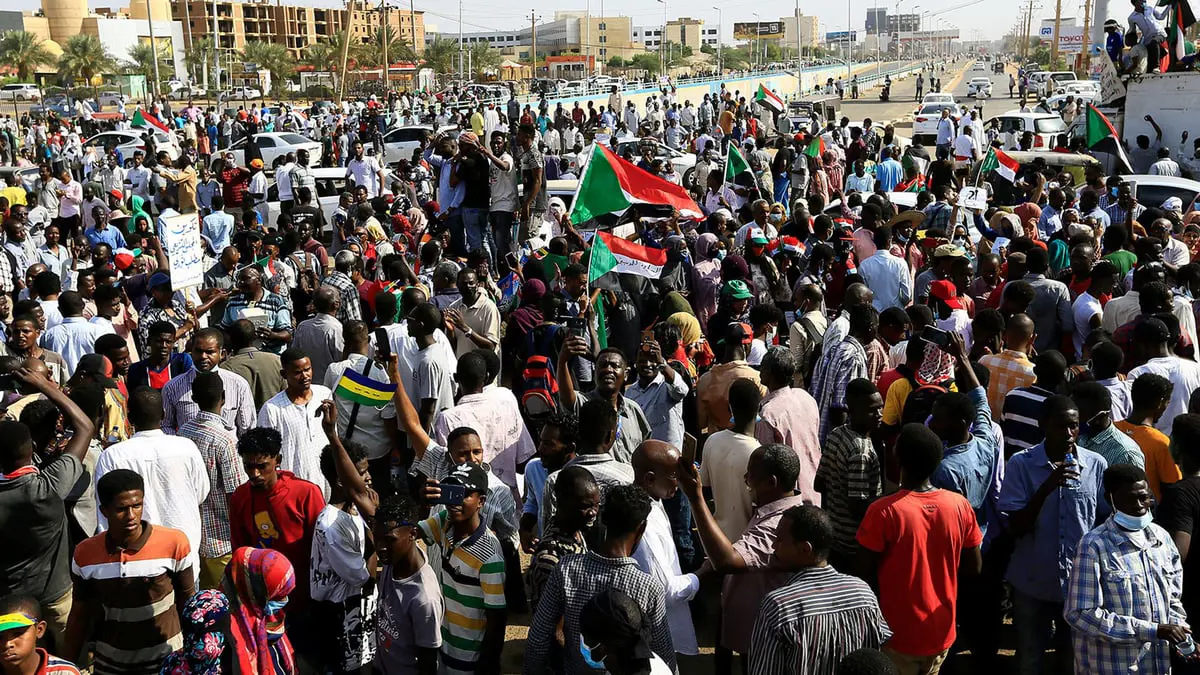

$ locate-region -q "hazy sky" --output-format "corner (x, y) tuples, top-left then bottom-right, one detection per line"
(13, 0), (1110, 43)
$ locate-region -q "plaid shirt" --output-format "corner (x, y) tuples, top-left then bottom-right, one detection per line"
(0, 247), (13, 295)
(135, 300), (190, 357)
(321, 271), (363, 324)
(526, 523), (587, 612)
(978, 349), (1036, 419)
(177, 410), (245, 558)
(1064, 518), (1186, 675)
(748, 566), (891, 675)
(525, 552), (676, 675)
(812, 335), (868, 443)
(409, 443), (519, 541)
(865, 338), (888, 383)
(1100, 195), (1146, 228)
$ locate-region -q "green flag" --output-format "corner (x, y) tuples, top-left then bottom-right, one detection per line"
(587, 230), (618, 284)
(724, 144), (753, 184)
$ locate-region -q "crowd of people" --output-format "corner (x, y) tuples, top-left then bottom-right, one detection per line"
(4, 43), (1200, 675)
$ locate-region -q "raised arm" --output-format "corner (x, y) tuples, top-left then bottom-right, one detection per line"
(16, 368), (95, 461)
(319, 398), (378, 518)
(386, 353), (433, 459)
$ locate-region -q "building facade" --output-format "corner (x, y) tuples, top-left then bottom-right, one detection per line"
(781, 12), (820, 50)
(428, 11), (641, 66)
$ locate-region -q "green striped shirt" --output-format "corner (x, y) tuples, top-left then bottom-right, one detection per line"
(419, 511), (506, 673)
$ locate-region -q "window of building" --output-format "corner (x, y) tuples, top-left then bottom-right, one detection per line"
(599, 35), (606, 43)
(600, 48), (607, 56)
(598, 22), (606, 30)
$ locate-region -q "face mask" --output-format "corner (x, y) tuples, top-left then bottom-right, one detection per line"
(1111, 186), (1119, 198)
(579, 637), (606, 670)
(769, 213), (783, 224)
(1113, 509), (1153, 531)
(265, 598), (288, 615)
(715, 249), (727, 260)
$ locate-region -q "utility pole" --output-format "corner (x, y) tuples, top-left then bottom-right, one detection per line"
(529, 10), (538, 79)
(145, 0), (161, 96)
(712, 5), (722, 73)
(1050, 0), (1062, 64)
(337, 0), (358, 103)
(381, 0), (389, 91)
(181, 0), (193, 84)
(212, 0), (219, 91)
(458, 0), (463, 79)
(1080, 0), (1093, 73)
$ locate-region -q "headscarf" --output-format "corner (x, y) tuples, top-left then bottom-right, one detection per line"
(721, 253), (750, 282)
(659, 291), (693, 321)
(691, 233), (723, 330)
(510, 278), (547, 335)
(127, 195), (151, 235)
(667, 312), (713, 369)
(1048, 239), (1070, 275)
(407, 207), (428, 235)
(160, 590), (230, 675)
(223, 547), (296, 675)
(1012, 203), (1042, 239)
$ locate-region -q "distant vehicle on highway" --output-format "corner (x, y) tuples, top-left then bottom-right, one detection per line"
(219, 87), (262, 102)
(168, 86), (207, 101)
(967, 77), (992, 98)
(0, 84), (41, 102)
(214, 132), (321, 172)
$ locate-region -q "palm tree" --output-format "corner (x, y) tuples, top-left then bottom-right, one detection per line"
(362, 25), (416, 66)
(0, 30), (56, 81)
(184, 36), (216, 86)
(242, 40), (294, 95)
(422, 36), (458, 75)
(126, 41), (174, 85)
(58, 34), (118, 98)
(467, 42), (499, 79)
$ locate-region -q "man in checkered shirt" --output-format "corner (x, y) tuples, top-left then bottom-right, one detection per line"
(524, 484), (676, 674)
(321, 250), (364, 324)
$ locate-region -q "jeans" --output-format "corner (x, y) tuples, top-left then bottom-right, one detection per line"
(936, 142), (951, 161)
(772, 175), (791, 210)
(446, 210), (466, 256)
(1011, 589), (1073, 675)
(490, 210), (517, 260)
(462, 207), (490, 259)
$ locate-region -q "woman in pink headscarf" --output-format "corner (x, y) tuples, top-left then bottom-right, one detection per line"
(691, 232), (725, 332)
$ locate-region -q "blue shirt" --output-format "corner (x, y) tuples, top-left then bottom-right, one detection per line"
(931, 387), (1000, 539)
(997, 443), (1110, 602)
(423, 147), (464, 215)
(202, 211), (235, 253)
(875, 159), (903, 191)
(857, 249), (913, 312)
(522, 458), (549, 537)
(1037, 204), (1063, 240)
(625, 372), (690, 449)
(84, 225), (126, 251)
(1106, 29), (1125, 62)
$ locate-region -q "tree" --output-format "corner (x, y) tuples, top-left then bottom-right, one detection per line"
(628, 52), (661, 74)
(467, 42), (500, 79)
(362, 25), (417, 66)
(242, 40), (294, 94)
(125, 41), (174, 84)
(700, 43), (715, 55)
(58, 34), (117, 93)
(422, 36), (458, 74)
(0, 30), (55, 81)
(607, 55), (625, 68)
(184, 36), (215, 84)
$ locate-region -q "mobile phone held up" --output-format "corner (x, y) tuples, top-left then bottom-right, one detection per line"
(431, 482), (467, 506)
(920, 325), (951, 348)
(566, 317), (587, 339)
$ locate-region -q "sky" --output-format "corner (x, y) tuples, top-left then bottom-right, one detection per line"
(11, 0), (1110, 43)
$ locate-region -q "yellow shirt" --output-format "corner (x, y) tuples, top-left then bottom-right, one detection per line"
(1114, 420), (1182, 501)
(882, 377), (959, 427)
(1, 185), (27, 207)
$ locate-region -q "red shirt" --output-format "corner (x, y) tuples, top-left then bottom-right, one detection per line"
(856, 488), (982, 656)
(876, 367), (906, 400)
(229, 471), (325, 606)
(220, 167), (251, 207)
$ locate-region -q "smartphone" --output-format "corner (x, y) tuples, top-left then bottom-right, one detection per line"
(682, 433), (698, 467)
(505, 252), (520, 270)
(431, 482), (467, 506)
(920, 325), (951, 348)
(1125, 180), (1138, 201)
(566, 317), (587, 339)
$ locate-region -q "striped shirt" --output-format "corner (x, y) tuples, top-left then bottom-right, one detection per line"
(409, 445), (519, 541)
(748, 566), (891, 675)
(812, 336), (869, 443)
(160, 366), (256, 436)
(1079, 424), (1145, 470)
(814, 425), (882, 558)
(418, 510), (506, 674)
(32, 648), (81, 675)
(177, 410), (246, 558)
(71, 524), (193, 675)
(1001, 385), (1055, 457)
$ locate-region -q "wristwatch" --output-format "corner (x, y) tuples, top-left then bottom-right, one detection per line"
(463, 328), (474, 338)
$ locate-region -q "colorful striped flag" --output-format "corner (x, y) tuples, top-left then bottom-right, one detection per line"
(334, 369), (397, 407)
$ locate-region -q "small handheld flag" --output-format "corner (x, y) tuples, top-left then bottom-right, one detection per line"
(334, 369), (397, 407)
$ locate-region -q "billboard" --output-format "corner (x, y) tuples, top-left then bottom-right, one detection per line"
(1039, 25), (1085, 54)
(826, 30), (859, 42)
(733, 21), (785, 39)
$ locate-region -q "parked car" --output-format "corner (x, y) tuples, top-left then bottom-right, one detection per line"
(1080, 174), (1200, 214)
(967, 77), (993, 98)
(1053, 79), (1101, 97)
(263, 166), (394, 231)
(214, 132), (322, 172)
(84, 130), (181, 165)
(0, 166), (39, 195)
(1029, 70), (1076, 97)
(168, 86), (207, 101)
(373, 124), (459, 166)
(0, 84), (42, 101)
(613, 138), (698, 188)
(920, 93), (957, 107)
(912, 103), (961, 145)
(219, 87), (262, 102)
(96, 90), (126, 108)
(989, 111), (1069, 150)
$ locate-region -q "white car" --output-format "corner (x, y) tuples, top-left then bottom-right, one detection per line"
(262, 166), (394, 231)
(912, 103), (961, 145)
(375, 124), (459, 166)
(1053, 80), (1101, 97)
(96, 91), (126, 108)
(1078, 174), (1200, 213)
(921, 93), (957, 107)
(990, 111), (1069, 150)
(972, 61), (986, 71)
(220, 86), (262, 102)
(559, 80), (588, 96)
(84, 130), (180, 165)
(967, 77), (993, 98)
(0, 84), (41, 101)
(168, 86), (207, 101)
(216, 133), (322, 172)
(613, 138), (698, 188)
(1030, 70), (1077, 97)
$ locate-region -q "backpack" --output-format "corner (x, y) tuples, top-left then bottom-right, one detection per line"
(900, 376), (949, 427)
(520, 324), (563, 417)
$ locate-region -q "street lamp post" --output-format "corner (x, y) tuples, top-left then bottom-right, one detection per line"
(753, 12), (760, 70)
(712, 5), (722, 73)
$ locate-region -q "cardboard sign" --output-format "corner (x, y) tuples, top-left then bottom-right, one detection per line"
(1098, 55), (1127, 104)
(158, 210), (204, 290)
(959, 186), (988, 211)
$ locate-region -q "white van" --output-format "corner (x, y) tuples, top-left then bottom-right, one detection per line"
(0, 84), (42, 101)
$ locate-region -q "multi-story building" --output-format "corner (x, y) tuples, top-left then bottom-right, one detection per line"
(429, 11), (641, 68)
(169, 0), (425, 59)
(865, 8), (887, 35)
(886, 13), (920, 33)
(633, 17), (711, 51)
(780, 11), (820, 50)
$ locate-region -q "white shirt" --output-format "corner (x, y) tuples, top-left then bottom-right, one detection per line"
(258, 385), (335, 499)
(489, 152), (518, 212)
(1072, 291), (1103, 360)
(1127, 355), (1200, 437)
(953, 133), (977, 160)
(127, 165), (152, 199)
(347, 156), (382, 197)
(40, 316), (112, 376)
(310, 505), (371, 604)
(937, 117), (956, 145)
(1150, 158), (1181, 177)
(1164, 236), (1192, 267)
(94, 429), (211, 578)
(372, 323), (457, 414)
(276, 161), (296, 201)
(632, 500), (700, 655)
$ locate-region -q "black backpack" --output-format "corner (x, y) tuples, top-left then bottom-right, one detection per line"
(901, 376), (949, 427)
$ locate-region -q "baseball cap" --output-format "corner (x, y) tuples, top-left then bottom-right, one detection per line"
(933, 243), (966, 259)
(748, 227), (769, 245)
(148, 271), (172, 288)
(250, 158), (264, 170)
(109, 188), (124, 202)
(1162, 196), (1184, 214)
(721, 279), (753, 300)
(0, 613), (36, 633)
(929, 279), (965, 310)
(76, 354), (119, 389)
(443, 463), (489, 493)
(724, 322), (753, 347)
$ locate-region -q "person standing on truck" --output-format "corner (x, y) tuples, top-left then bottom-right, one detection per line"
(1129, 0), (1169, 73)
(1104, 19), (1126, 65)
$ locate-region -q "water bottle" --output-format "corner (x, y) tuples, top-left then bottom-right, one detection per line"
(1062, 451), (1079, 490)
(1177, 634), (1196, 658)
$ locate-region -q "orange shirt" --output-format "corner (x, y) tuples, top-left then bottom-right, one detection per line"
(1115, 420), (1182, 501)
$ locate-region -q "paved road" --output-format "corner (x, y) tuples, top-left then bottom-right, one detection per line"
(837, 60), (1022, 131)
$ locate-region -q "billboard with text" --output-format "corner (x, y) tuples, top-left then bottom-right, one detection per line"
(733, 21), (785, 39)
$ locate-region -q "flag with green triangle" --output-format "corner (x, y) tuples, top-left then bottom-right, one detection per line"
(723, 144), (756, 191)
(804, 135), (826, 158)
(568, 144), (702, 225)
(1085, 104), (1133, 173)
(131, 108), (170, 134)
